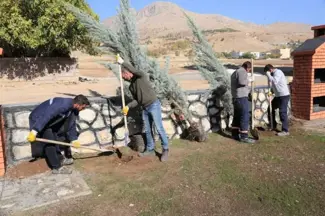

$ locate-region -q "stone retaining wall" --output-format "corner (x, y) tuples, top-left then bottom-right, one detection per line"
(0, 57), (78, 81)
(1, 88), (291, 170)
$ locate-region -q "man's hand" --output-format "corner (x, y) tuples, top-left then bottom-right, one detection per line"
(267, 89), (273, 97)
(116, 54), (124, 65)
(27, 130), (38, 142)
(122, 106), (129, 116)
(71, 140), (81, 148)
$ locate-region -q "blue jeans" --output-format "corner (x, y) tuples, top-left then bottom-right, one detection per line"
(232, 97), (249, 137)
(142, 99), (169, 151)
(268, 95), (290, 132)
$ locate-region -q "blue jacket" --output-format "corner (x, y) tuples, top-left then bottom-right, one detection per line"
(29, 97), (78, 141)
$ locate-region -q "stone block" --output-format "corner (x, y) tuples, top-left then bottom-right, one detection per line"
(14, 111), (31, 128)
(189, 102), (207, 117)
(176, 126), (183, 135)
(187, 94), (199, 102)
(5, 113), (14, 128)
(163, 120), (175, 136)
(258, 92), (266, 101)
(96, 129), (112, 145)
(12, 129), (29, 144)
(221, 119), (227, 129)
(102, 104), (109, 116)
(211, 117), (217, 124)
(261, 101), (269, 112)
(192, 117), (200, 123)
(79, 109), (96, 123)
(78, 122), (89, 130)
(92, 115), (105, 129)
(161, 106), (171, 112)
(12, 145), (32, 160)
(78, 131), (96, 145)
(91, 103), (101, 111)
(201, 117), (211, 132)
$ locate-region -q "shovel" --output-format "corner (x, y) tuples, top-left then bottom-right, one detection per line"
(34, 138), (134, 162)
(250, 58), (259, 140)
(268, 83), (274, 131)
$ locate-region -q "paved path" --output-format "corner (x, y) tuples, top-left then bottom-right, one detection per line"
(0, 169), (91, 215)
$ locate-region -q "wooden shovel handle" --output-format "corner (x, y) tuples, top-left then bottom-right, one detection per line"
(35, 138), (109, 152)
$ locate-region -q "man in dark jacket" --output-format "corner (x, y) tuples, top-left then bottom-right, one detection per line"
(27, 95), (90, 174)
(117, 56), (169, 162)
(230, 61), (255, 144)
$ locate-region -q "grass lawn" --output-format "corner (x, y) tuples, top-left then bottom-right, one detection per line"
(18, 128), (325, 216)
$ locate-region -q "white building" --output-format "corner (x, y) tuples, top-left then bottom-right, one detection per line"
(230, 51), (243, 59)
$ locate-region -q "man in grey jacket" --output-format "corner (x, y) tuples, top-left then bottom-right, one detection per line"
(264, 64), (290, 136)
(230, 61), (255, 144)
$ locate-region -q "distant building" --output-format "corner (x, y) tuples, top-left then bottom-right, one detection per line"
(271, 48), (291, 59)
(251, 52), (261, 59)
(230, 51), (243, 59)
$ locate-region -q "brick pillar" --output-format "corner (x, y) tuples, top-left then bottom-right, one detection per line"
(0, 105), (6, 176)
(292, 55), (313, 120)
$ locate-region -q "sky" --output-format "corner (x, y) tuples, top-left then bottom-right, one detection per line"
(87, 0), (325, 25)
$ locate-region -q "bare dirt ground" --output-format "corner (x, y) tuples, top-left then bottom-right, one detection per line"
(13, 127), (325, 216)
(0, 56), (292, 105)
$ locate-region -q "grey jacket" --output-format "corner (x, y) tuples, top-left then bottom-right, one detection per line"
(267, 69), (290, 97)
(231, 67), (250, 99)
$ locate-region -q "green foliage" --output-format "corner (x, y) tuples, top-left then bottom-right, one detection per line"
(68, 0), (191, 118)
(241, 52), (256, 59)
(266, 53), (281, 59)
(202, 28), (239, 35)
(0, 0), (99, 57)
(170, 40), (191, 51)
(185, 13), (233, 114)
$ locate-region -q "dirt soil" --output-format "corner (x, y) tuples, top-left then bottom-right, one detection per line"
(5, 159), (50, 179)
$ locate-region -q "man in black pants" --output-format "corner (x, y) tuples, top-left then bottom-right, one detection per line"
(27, 95), (90, 174)
(230, 61), (255, 144)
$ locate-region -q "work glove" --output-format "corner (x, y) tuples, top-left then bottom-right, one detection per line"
(267, 89), (273, 97)
(122, 106), (129, 116)
(116, 54), (124, 65)
(71, 140), (81, 148)
(248, 75), (255, 83)
(27, 130), (38, 142)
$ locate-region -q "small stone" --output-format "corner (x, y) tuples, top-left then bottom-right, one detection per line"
(258, 92), (266, 101)
(201, 118), (211, 132)
(192, 118), (200, 123)
(161, 112), (168, 119)
(92, 115), (105, 129)
(98, 194), (102, 197)
(176, 126), (183, 134)
(254, 110), (263, 120)
(187, 94), (199, 101)
(115, 127), (126, 140)
(78, 122), (89, 130)
(14, 111), (31, 128)
(261, 101), (269, 112)
(78, 131), (96, 145)
(37, 179), (43, 184)
(102, 104), (109, 116)
(189, 102), (207, 117)
(209, 107), (218, 116)
(129, 203), (134, 207)
(221, 120), (227, 129)
(162, 120), (175, 137)
(96, 129), (112, 144)
(42, 188), (50, 193)
(91, 103), (101, 111)
(79, 109), (96, 123)
(12, 129), (29, 144)
(57, 189), (74, 197)
(0, 203), (15, 209)
(161, 105), (171, 112)
(109, 108), (116, 116)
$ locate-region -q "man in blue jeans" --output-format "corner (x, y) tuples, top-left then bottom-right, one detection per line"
(230, 61), (255, 144)
(117, 56), (169, 162)
(264, 64), (290, 136)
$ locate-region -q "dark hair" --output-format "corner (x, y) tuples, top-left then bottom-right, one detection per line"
(242, 61), (252, 70)
(264, 64), (274, 72)
(73, 94), (90, 106)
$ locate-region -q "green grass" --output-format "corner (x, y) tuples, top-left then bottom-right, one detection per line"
(21, 129), (325, 216)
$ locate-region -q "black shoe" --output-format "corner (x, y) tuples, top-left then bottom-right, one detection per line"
(138, 150), (155, 157)
(161, 149), (169, 162)
(240, 137), (256, 144)
(231, 130), (240, 141)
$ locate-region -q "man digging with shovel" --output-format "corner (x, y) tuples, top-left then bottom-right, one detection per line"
(116, 56), (169, 162)
(27, 95), (90, 174)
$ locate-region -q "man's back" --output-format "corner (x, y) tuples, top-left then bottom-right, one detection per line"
(231, 67), (249, 99)
(271, 69), (290, 97)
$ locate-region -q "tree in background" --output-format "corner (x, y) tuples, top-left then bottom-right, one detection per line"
(185, 13), (233, 115)
(67, 0), (207, 142)
(241, 52), (256, 59)
(0, 0), (98, 57)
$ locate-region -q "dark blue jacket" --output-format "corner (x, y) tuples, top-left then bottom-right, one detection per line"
(29, 97), (78, 141)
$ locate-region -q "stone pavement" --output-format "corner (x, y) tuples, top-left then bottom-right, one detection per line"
(0, 169), (92, 215)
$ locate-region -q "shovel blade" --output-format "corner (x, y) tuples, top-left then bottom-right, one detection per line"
(251, 128), (260, 140)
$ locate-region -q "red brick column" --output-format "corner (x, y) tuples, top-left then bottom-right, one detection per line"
(0, 105), (6, 176)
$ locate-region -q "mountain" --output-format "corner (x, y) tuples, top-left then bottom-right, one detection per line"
(103, 1), (312, 52)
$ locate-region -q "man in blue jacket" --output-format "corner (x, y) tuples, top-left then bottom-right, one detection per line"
(27, 95), (90, 174)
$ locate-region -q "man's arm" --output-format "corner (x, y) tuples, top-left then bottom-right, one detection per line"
(267, 70), (280, 86)
(237, 69), (248, 87)
(127, 100), (139, 109)
(32, 99), (72, 133)
(122, 62), (143, 77)
(66, 112), (79, 142)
